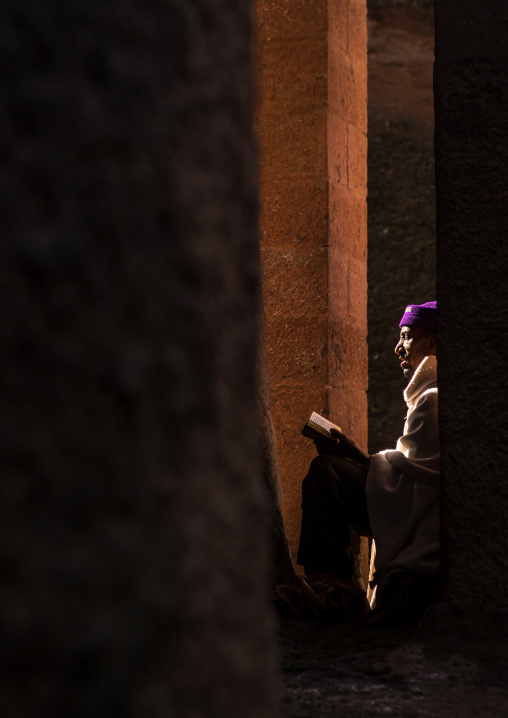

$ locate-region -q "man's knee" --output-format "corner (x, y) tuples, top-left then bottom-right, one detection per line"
(302, 455), (337, 500)
(304, 454), (332, 482)
(304, 454), (352, 485)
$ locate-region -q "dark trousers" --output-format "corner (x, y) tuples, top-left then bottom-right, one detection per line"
(297, 454), (372, 580)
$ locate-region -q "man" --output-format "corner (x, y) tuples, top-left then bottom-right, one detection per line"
(297, 301), (439, 623)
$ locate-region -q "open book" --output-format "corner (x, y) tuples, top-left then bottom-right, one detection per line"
(302, 411), (342, 442)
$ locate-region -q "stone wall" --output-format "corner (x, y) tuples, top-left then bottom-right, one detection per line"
(0, 1), (277, 715)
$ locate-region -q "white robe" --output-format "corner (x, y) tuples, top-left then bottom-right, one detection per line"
(366, 355), (440, 587)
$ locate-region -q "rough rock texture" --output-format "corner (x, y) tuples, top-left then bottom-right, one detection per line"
(0, 1), (278, 716)
(328, 0), (369, 455)
(367, 4), (436, 453)
(256, 0), (368, 568)
(435, 0), (508, 622)
(256, 0), (330, 561)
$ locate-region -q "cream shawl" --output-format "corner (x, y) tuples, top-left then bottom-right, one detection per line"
(366, 355), (440, 586)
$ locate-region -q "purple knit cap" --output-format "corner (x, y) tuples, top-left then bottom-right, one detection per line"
(399, 301), (437, 331)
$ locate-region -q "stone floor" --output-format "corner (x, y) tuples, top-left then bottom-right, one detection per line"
(278, 616), (508, 717)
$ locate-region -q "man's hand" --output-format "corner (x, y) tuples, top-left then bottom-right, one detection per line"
(314, 428), (371, 467)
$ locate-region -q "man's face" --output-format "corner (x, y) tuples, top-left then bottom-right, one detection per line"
(395, 325), (437, 380)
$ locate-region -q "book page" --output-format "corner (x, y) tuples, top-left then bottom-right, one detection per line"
(308, 412), (341, 434)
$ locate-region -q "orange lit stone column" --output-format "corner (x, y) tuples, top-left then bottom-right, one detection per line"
(327, 0), (368, 447)
(256, 0), (368, 563)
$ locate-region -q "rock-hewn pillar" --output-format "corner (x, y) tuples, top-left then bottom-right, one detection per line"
(0, 1), (277, 715)
(435, 0), (508, 631)
(256, 0), (368, 566)
(256, 0), (330, 560)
